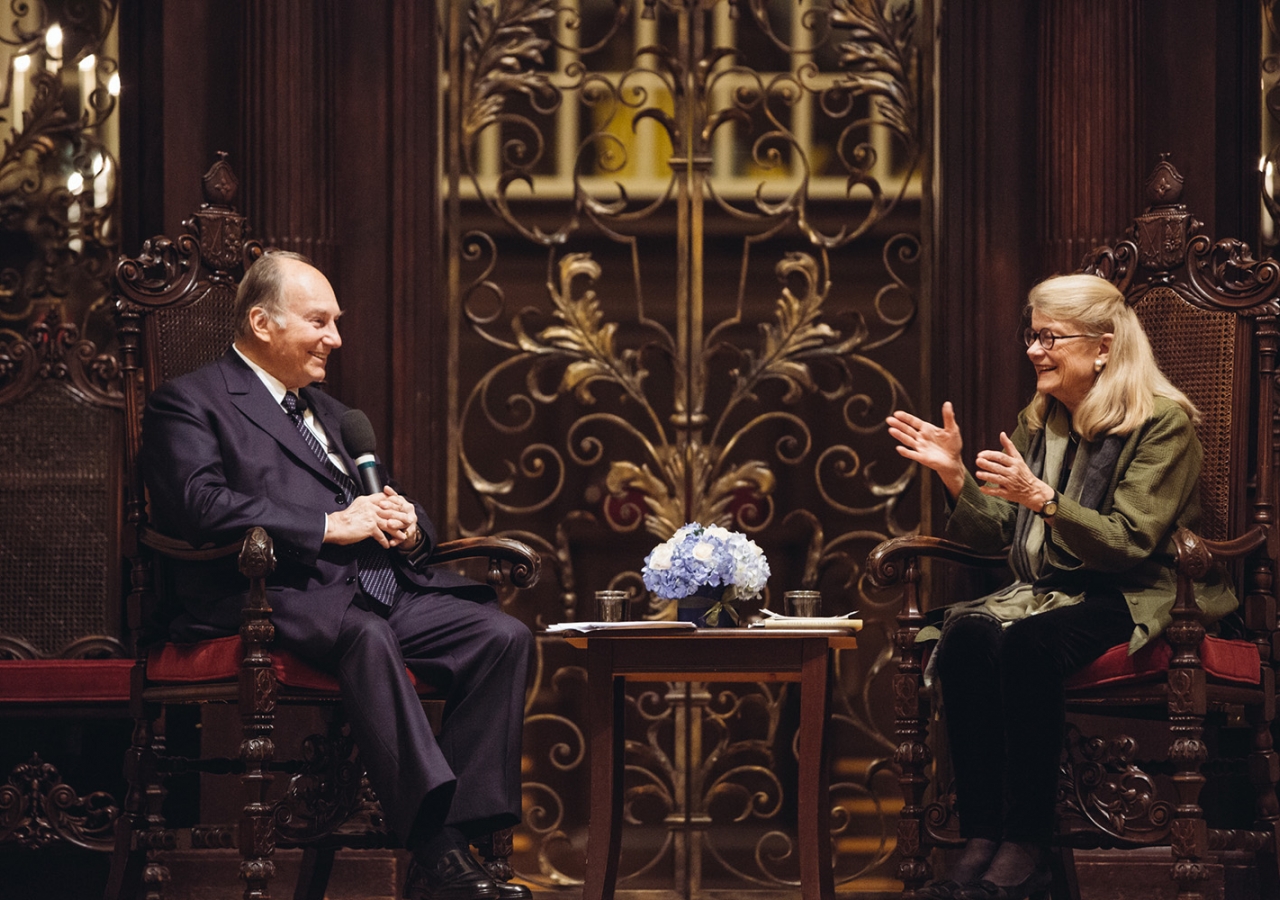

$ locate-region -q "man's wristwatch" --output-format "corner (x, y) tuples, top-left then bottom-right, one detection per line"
(1036, 492), (1059, 519)
(400, 523), (424, 552)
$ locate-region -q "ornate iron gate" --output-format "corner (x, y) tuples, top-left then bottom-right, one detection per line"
(440, 1), (929, 894)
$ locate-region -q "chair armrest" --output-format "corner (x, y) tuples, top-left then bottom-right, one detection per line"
(428, 536), (541, 589)
(867, 534), (1008, 588)
(1171, 525), (1267, 579)
(139, 525), (276, 583)
(141, 526), (244, 562)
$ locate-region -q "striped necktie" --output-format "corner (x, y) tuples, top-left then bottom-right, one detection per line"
(282, 391), (398, 608)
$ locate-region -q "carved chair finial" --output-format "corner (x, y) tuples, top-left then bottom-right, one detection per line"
(1145, 156), (1185, 207)
(201, 152), (240, 208)
(1133, 156), (1197, 274)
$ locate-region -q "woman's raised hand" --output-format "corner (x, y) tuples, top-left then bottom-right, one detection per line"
(975, 432), (1055, 512)
(887, 401), (966, 498)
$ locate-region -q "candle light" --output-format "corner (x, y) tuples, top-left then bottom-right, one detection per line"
(67, 170), (83, 253)
(45, 24), (63, 73)
(79, 54), (95, 116)
(94, 153), (109, 210)
(11, 54), (30, 133)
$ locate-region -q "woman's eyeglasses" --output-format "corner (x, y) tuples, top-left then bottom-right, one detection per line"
(1022, 327), (1103, 350)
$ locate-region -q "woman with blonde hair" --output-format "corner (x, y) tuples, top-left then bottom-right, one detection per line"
(886, 273), (1236, 900)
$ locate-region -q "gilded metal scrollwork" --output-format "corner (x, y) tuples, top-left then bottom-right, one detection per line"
(448, 0), (925, 892)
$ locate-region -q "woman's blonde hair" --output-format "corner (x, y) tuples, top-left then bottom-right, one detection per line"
(1024, 273), (1198, 439)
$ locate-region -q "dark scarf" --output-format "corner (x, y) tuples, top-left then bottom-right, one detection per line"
(1009, 404), (1124, 584)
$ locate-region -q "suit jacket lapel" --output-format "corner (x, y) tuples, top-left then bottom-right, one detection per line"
(219, 352), (343, 489)
(302, 386), (363, 481)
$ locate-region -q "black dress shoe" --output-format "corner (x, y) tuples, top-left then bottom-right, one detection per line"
(493, 880), (532, 900)
(404, 849), (500, 900)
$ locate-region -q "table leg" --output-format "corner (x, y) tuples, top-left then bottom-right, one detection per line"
(797, 639), (834, 900)
(583, 641), (624, 900)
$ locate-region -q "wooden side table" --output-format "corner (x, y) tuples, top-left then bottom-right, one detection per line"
(560, 629), (858, 900)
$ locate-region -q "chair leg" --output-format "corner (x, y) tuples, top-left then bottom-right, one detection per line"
(1047, 846), (1080, 900)
(1168, 678), (1210, 899)
(238, 666), (278, 899)
(1249, 704), (1280, 896)
(293, 846), (337, 900)
(893, 664), (934, 894)
(473, 828), (515, 883)
(105, 711), (173, 900)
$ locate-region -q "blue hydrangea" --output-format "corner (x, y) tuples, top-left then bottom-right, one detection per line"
(642, 523), (770, 601)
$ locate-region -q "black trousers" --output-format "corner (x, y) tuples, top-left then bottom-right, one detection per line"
(319, 588), (533, 844)
(933, 590), (1134, 844)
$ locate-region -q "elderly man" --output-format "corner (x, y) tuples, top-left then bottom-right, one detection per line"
(142, 250), (532, 900)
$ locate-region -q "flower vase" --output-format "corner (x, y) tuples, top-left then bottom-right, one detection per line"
(676, 584), (737, 628)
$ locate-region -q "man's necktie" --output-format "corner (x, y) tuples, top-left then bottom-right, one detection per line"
(282, 391), (398, 608)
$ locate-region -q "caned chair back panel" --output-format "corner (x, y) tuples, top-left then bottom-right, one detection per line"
(146, 281), (240, 390)
(1128, 286), (1240, 542)
(0, 328), (124, 659)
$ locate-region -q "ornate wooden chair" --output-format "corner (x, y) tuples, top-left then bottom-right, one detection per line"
(0, 315), (131, 853)
(869, 158), (1280, 900)
(104, 155), (540, 900)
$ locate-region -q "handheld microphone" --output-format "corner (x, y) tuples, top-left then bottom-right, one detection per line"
(340, 409), (384, 495)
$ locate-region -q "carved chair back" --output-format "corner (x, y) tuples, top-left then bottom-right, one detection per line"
(114, 154), (264, 641)
(1080, 158), (1278, 656)
(0, 319), (125, 659)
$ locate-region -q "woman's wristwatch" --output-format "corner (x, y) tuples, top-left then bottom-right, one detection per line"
(1035, 491), (1059, 519)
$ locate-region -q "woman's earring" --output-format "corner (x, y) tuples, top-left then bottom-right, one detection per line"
(1094, 358), (1104, 373)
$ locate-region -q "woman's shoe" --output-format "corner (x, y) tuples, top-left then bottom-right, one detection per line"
(953, 865), (1052, 900)
(917, 879), (969, 900)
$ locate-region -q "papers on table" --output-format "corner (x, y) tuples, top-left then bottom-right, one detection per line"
(544, 621), (698, 635)
(748, 609), (863, 631)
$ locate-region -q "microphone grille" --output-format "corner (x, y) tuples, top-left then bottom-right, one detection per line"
(340, 409), (377, 457)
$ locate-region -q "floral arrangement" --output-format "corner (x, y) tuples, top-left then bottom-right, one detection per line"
(641, 523), (771, 625)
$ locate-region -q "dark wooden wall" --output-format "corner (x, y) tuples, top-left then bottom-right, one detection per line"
(933, 0), (1259, 500)
(117, 0), (447, 517)
(99, 7), (1262, 742)
(114, 0), (1260, 529)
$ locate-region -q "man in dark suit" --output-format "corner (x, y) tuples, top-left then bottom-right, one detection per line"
(142, 251), (532, 900)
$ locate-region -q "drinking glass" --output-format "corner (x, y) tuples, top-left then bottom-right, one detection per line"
(596, 590), (627, 622)
(784, 590), (822, 618)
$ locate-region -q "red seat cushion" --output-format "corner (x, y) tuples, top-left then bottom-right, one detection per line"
(147, 635), (423, 692)
(0, 659), (133, 703)
(1066, 635), (1260, 689)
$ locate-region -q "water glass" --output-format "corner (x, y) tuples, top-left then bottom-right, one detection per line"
(596, 590), (627, 623)
(784, 590), (822, 618)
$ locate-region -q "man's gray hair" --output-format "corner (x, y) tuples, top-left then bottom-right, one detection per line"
(233, 250), (315, 339)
